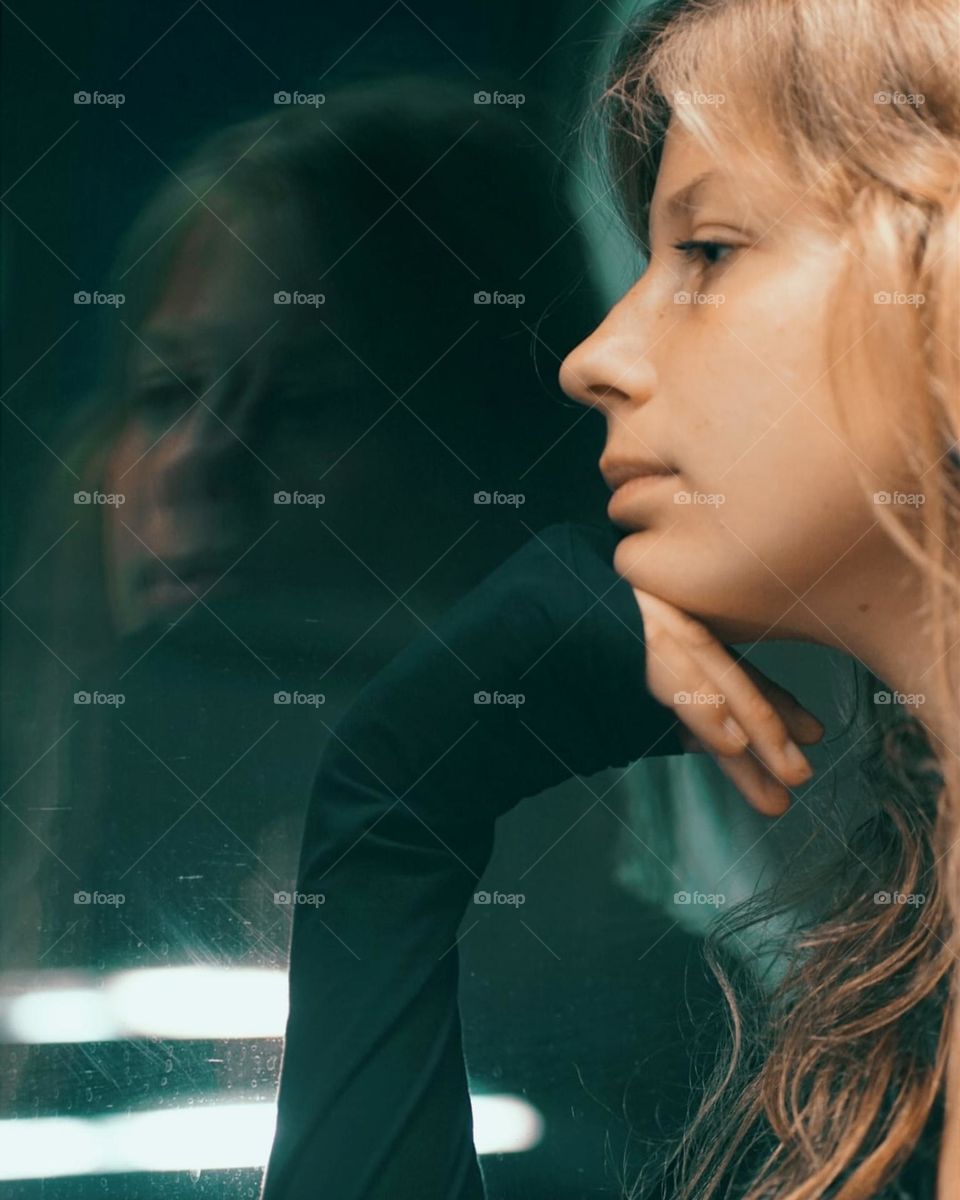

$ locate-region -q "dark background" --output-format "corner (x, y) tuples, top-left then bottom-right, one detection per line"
(0, 4), (721, 1198)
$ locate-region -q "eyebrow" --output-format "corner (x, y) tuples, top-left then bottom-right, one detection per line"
(138, 320), (232, 351)
(661, 170), (718, 219)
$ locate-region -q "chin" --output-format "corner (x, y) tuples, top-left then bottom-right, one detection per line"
(611, 537), (775, 645)
(611, 529), (690, 598)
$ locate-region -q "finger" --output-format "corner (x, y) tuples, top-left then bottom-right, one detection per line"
(711, 744), (793, 816)
(645, 647), (794, 815)
(666, 626), (814, 787)
(737, 659), (825, 744)
(630, 588), (814, 782)
(640, 629), (754, 759)
(670, 711), (791, 816)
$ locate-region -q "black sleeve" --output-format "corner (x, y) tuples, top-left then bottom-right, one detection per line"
(261, 521), (685, 1200)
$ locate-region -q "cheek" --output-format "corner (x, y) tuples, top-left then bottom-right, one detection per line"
(613, 250), (884, 624)
(104, 423), (151, 489)
(674, 244), (844, 439)
(102, 425), (159, 544)
(667, 280), (873, 561)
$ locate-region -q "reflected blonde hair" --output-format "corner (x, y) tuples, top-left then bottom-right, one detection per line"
(593, 1), (960, 1196)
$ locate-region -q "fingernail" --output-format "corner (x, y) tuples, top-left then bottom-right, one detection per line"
(784, 741), (813, 777)
(766, 785), (791, 814)
(723, 716), (749, 746)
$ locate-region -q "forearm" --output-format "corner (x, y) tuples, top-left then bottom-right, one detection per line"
(262, 521), (684, 1199)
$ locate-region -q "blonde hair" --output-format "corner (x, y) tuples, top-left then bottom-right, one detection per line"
(592, 1), (960, 1196)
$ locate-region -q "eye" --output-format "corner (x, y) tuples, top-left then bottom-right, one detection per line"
(672, 239), (736, 269)
(134, 379), (197, 421)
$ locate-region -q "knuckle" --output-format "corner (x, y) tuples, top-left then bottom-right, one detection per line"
(641, 617), (670, 650)
(742, 693), (781, 730)
(680, 618), (715, 650)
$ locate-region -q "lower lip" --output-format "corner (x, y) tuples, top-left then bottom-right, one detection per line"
(607, 473), (677, 519)
(142, 571), (233, 610)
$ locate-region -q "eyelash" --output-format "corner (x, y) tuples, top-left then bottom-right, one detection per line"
(672, 239), (736, 270)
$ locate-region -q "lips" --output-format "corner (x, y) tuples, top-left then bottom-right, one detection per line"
(601, 456), (679, 529)
(134, 552), (246, 609)
(599, 456), (677, 492)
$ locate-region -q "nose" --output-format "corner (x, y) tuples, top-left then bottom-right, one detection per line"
(558, 294), (658, 413)
(151, 368), (263, 506)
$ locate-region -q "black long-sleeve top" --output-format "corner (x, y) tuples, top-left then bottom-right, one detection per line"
(260, 521), (685, 1198)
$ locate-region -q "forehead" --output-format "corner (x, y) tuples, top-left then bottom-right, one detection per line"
(650, 115), (825, 234)
(652, 118), (752, 210)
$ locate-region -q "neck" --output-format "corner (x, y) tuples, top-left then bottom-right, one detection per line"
(795, 541), (956, 759)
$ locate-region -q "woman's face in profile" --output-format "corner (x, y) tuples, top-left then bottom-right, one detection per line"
(560, 117), (919, 648)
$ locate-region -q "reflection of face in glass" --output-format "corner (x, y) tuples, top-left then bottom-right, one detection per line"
(100, 210), (390, 636)
(104, 215), (267, 630)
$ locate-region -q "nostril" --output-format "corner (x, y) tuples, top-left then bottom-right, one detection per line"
(559, 365), (606, 409)
(588, 385), (629, 407)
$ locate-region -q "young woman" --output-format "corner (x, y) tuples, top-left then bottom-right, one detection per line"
(264, 2), (960, 1197)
